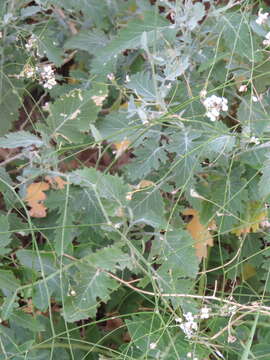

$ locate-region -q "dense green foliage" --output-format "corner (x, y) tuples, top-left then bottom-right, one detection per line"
(1, 0), (270, 359)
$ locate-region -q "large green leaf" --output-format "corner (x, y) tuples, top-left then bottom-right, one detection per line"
(126, 71), (156, 101)
(63, 245), (130, 322)
(130, 187), (167, 228)
(69, 167), (129, 205)
(40, 84), (107, 143)
(94, 11), (169, 65)
(9, 310), (45, 332)
(153, 230), (199, 279)
(64, 29), (108, 54)
(0, 131), (43, 148)
(220, 13), (262, 62)
(126, 138), (168, 181)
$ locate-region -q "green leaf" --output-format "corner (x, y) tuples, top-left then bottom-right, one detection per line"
(16, 250), (61, 311)
(54, 205), (77, 255)
(69, 167), (129, 204)
(37, 33), (64, 66)
(0, 270), (20, 296)
(96, 111), (142, 143)
(237, 97), (270, 136)
(64, 266), (119, 322)
(0, 131), (43, 148)
(207, 134), (236, 154)
(0, 76), (22, 136)
(63, 245), (130, 321)
(64, 29), (108, 54)
(1, 293), (18, 320)
(9, 310), (45, 332)
(94, 11), (169, 65)
(0, 214), (11, 249)
(51, 0), (109, 28)
(126, 138), (168, 181)
(153, 230), (199, 279)
(16, 250), (57, 275)
(40, 85), (107, 143)
(259, 153), (270, 198)
(221, 13), (262, 62)
(130, 187), (167, 228)
(84, 244), (132, 271)
(126, 71), (156, 101)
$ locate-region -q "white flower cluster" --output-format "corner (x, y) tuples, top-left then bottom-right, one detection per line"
(38, 64), (57, 89)
(256, 9), (269, 25)
(19, 63), (57, 90)
(219, 304), (237, 317)
(176, 312), (198, 339)
(256, 9), (270, 47)
(200, 306), (210, 319)
(175, 307), (211, 339)
(203, 95), (228, 121)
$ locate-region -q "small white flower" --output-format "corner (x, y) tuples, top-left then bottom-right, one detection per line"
(38, 64), (57, 90)
(200, 306), (210, 319)
(256, 9), (269, 25)
(179, 312), (198, 338)
(107, 73), (115, 81)
(239, 84), (248, 92)
(263, 32), (270, 46)
(187, 353), (192, 358)
(25, 34), (38, 51)
(149, 343), (157, 350)
(203, 95), (228, 121)
(228, 335), (237, 343)
(41, 102), (49, 112)
(43, 77), (57, 89)
(125, 74), (130, 82)
(200, 89), (207, 98)
(249, 136), (260, 145)
(260, 220), (270, 228)
(126, 192), (132, 201)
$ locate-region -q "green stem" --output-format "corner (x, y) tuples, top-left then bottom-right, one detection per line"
(240, 312), (259, 360)
(33, 342), (116, 357)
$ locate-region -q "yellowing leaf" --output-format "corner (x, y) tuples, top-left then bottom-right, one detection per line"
(24, 182), (49, 218)
(242, 263), (256, 281)
(232, 201), (267, 236)
(182, 208), (214, 260)
(45, 176), (68, 190)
